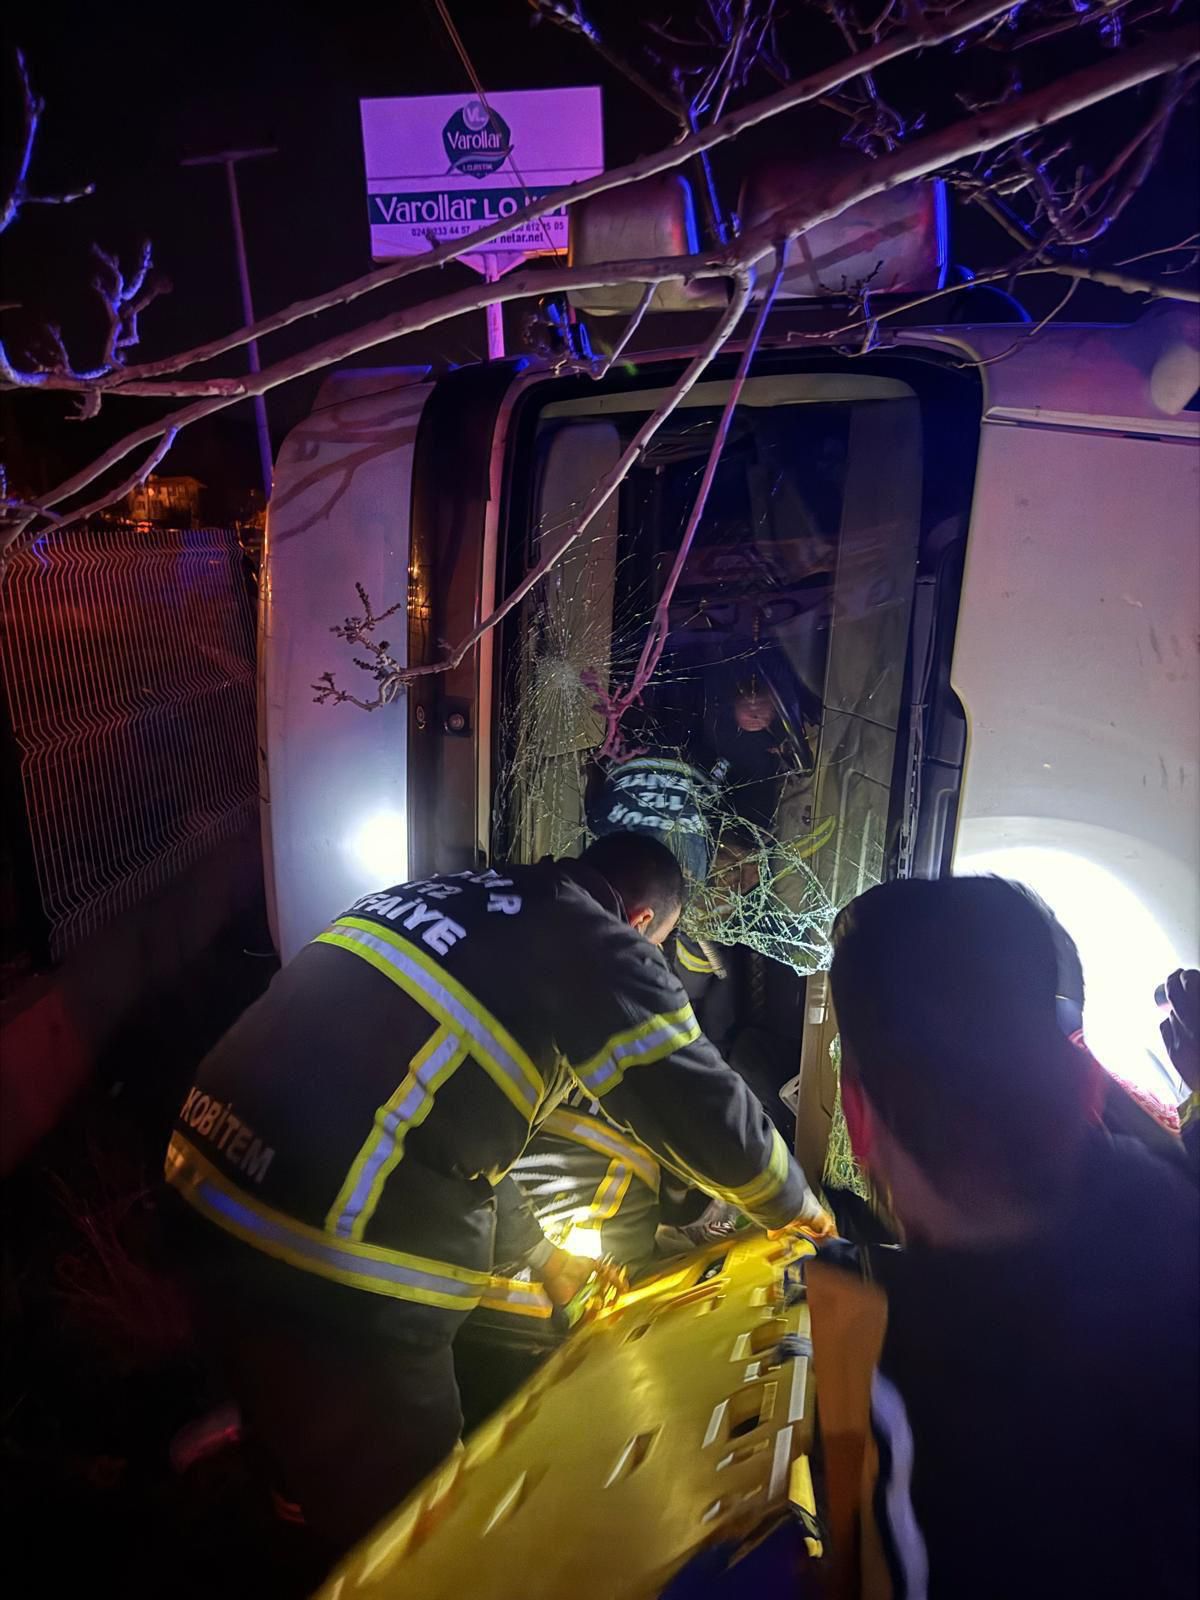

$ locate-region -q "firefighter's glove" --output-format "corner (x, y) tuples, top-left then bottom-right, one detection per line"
(536, 1246), (628, 1307)
(768, 1190), (837, 1244)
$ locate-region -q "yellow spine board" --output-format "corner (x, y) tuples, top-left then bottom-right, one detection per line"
(320, 1233), (819, 1599)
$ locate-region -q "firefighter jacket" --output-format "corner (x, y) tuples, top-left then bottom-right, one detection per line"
(498, 1096), (711, 1275)
(165, 858), (808, 1331)
(675, 929), (721, 999)
(470, 1099), (675, 1329)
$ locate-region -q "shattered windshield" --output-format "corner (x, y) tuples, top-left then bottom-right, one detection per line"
(498, 373), (923, 976)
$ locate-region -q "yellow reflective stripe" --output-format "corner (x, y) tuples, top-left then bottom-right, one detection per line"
(733, 1126), (792, 1211)
(656, 1141), (716, 1197)
(541, 1108), (660, 1194)
(572, 1004), (701, 1098)
(774, 816), (838, 886)
(614, 757), (702, 780)
(591, 1159), (634, 1221)
(797, 814), (838, 860)
(166, 1134), (488, 1310)
(318, 917), (543, 1117)
(660, 1126), (792, 1217)
(478, 1275), (555, 1320)
(325, 1025), (468, 1242)
(677, 940), (717, 975)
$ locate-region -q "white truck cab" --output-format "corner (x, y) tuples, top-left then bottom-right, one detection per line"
(259, 190), (1199, 1124)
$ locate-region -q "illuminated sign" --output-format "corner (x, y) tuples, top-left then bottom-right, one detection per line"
(360, 88), (603, 268)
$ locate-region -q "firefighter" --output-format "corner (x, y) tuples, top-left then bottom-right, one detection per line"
(164, 831), (829, 1562)
(451, 1093), (730, 1434)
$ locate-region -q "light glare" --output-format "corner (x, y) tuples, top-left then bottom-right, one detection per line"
(347, 808), (408, 886)
(561, 1224), (604, 1260)
(955, 846), (1186, 1105)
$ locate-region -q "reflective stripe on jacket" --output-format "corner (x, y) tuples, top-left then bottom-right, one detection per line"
(166, 859), (808, 1327)
(497, 1102), (665, 1278)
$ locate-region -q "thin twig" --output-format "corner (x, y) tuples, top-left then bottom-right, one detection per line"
(596, 253), (787, 757)
(0, 48), (93, 235)
(787, 256), (1198, 347)
(956, 274), (1080, 368)
(593, 284), (660, 376)
(1116, 232), (1200, 267)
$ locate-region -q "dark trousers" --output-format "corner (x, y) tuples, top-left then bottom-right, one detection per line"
(188, 1281), (463, 1562)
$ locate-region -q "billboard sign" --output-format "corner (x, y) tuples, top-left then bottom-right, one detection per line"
(360, 87), (603, 270)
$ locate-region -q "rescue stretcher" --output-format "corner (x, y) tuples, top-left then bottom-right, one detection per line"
(317, 1231), (821, 1598)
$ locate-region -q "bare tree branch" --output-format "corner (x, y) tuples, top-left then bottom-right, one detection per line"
(735, 25), (1200, 264)
(1115, 231), (1200, 267)
(594, 252), (787, 759)
(1039, 260), (1200, 300)
(310, 585), (408, 712)
(0, 48), (93, 235)
(530, 0), (685, 118)
(524, 282), (661, 378)
(972, 191), (1042, 249)
(1011, 0), (1151, 52)
(92, 241), (171, 370)
(789, 253), (1199, 348)
(592, 283), (660, 376)
(313, 271), (755, 708)
(0, 463), (63, 526)
(4, 18), (1195, 556)
(4, 0), (1018, 392)
(3, 251), (732, 552)
(41, 430), (181, 530)
(0, 241), (176, 415)
(960, 273), (1082, 368)
(1016, 68), (1194, 249)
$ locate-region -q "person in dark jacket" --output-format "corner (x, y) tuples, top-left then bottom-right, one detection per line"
(166, 832), (827, 1560)
(806, 876), (1198, 1600)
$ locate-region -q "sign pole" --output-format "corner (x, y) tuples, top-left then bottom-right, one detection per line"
(482, 253), (505, 361)
(182, 146), (277, 502)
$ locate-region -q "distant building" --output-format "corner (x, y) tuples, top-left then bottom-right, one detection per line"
(122, 475), (205, 527)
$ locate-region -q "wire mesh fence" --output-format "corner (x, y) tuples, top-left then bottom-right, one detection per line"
(1, 522), (258, 964)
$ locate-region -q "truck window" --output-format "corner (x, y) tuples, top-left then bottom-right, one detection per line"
(496, 372), (923, 977)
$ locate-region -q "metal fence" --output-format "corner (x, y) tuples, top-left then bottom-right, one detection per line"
(1, 522), (258, 962)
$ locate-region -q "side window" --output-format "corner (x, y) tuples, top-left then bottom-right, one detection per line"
(508, 421), (621, 862)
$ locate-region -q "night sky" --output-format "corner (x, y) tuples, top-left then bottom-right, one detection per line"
(1, 0), (1195, 506)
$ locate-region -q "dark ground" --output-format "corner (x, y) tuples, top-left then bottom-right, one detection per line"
(0, 897), (305, 1598)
